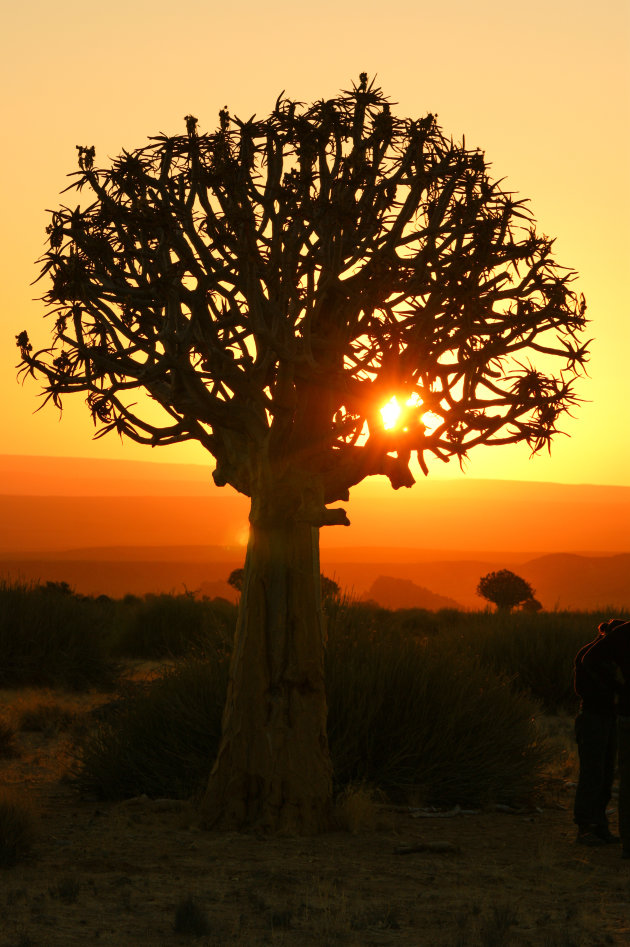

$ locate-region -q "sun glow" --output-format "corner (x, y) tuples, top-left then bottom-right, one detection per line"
(380, 394), (443, 436)
(380, 396), (402, 430)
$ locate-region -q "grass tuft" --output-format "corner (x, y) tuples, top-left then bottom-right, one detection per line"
(173, 896), (210, 936)
(0, 579), (114, 690)
(334, 784), (378, 834)
(73, 656), (228, 799)
(0, 788), (38, 868)
(0, 718), (19, 759)
(18, 702), (77, 736)
(479, 903), (519, 947)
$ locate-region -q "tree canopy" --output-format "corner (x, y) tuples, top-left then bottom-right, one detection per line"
(476, 569), (536, 612)
(18, 74), (588, 523)
(16, 76), (589, 831)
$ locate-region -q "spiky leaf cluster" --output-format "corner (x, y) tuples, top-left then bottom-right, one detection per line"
(18, 75), (588, 507)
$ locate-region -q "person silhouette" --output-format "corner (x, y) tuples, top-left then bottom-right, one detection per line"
(579, 619), (630, 856)
(573, 618), (626, 845)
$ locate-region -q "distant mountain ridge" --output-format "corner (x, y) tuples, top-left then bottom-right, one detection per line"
(327, 553), (630, 611)
(0, 453), (628, 609)
(362, 576), (464, 611)
(1, 547), (627, 611)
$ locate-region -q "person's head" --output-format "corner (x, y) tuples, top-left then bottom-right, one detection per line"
(598, 618), (627, 636)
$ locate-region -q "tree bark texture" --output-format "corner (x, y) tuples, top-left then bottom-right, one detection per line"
(202, 500), (332, 834)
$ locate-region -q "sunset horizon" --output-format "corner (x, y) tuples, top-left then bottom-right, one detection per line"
(2, 1), (629, 491)
(1, 0), (630, 927)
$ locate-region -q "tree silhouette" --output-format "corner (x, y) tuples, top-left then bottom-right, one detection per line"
(476, 569), (536, 612)
(320, 574), (341, 603)
(520, 596), (543, 613)
(17, 75), (588, 832)
(227, 568), (245, 593)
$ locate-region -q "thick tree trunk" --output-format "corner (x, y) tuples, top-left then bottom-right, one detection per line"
(201, 497), (333, 834)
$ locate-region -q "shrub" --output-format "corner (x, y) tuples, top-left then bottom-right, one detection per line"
(464, 610), (613, 713)
(377, 607), (440, 638)
(73, 654), (229, 799)
(326, 611), (548, 806)
(0, 580), (113, 689)
(0, 789), (37, 867)
(75, 604), (548, 807)
(349, 605), (623, 715)
(108, 594), (236, 658)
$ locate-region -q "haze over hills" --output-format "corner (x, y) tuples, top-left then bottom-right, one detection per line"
(326, 553), (630, 611)
(362, 576), (464, 611)
(1, 454), (628, 610)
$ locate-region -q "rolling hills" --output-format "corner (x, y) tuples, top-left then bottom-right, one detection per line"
(1, 453), (628, 610)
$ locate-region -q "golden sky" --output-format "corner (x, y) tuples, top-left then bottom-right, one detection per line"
(1, 0), (629, 487)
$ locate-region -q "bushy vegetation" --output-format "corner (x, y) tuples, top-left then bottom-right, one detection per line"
(327, 601), (624, 714)
(0, 580), (114, 690)
(327, 602), (562, 803)
(17, 701), (77, 736)
(0, 580), (237, 687)
(75, 651), (546, 806)
(326, 617), (547, 805)
(2, 578), (625, 808)
(74, 599), (561, 807)
(108, 592), (237, 658)
(73, 656), (229, 799)
(463, 611), (602, 713)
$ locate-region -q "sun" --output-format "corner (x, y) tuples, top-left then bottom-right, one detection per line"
(380, 396), (402, 430)
(380, 393), (443, 436)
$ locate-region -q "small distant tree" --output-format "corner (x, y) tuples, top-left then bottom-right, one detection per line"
(320, 574), (340, 603)
(520, 596), (543, 613)
(476, 569), (536, 612)
(17, 75), (587, 832)
(41, 580), (74, 596)
(227, 568), (245, 593)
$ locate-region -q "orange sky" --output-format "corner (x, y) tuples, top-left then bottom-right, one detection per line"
(1, 0), (629, 488)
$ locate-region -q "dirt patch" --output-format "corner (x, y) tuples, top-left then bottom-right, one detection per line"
(1, 691), (628, 946)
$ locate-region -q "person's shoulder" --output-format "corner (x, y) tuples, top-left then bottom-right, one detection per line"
(575, 640), (597, 663)
(607, 622), (630, 644)
(581, 634), (611, 662)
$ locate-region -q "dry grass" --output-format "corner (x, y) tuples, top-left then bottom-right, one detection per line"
(0, 648), (629, 945)
(0, 717), (19, 759)
(334, 784), (380, 834)
(0, 695), (628, 945)
(17, 701), (77, 736)
(0, 787), (38, 868)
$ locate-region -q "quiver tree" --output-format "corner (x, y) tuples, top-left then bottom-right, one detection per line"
(476, 569), (537, 612)
(17, 75), (588, 833)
